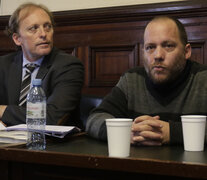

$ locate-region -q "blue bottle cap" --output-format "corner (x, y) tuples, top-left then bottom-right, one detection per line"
(32, 79), (42, 86)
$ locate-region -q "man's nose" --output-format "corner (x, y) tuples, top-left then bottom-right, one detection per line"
(39, 27), (46, 38)
(154, 46), (164, 61)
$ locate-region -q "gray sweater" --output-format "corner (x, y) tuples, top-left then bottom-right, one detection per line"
(86, 60), (207, 144)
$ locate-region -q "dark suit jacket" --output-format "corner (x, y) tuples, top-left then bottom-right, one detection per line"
(0, 47), (84, 128)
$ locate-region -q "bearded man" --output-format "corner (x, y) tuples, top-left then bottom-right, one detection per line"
(86, 16), (207, 145)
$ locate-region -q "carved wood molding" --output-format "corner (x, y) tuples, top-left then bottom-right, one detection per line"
(1, 0), (207, 30)
(52, 0), (207, 26)
(0, 0), (207, 95)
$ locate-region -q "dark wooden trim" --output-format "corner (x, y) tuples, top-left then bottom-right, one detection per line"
(1, 0), (207, 96)
(52, 0), (207, 26)
(1, 0), (207, 29)
(0, 15), (9, 30)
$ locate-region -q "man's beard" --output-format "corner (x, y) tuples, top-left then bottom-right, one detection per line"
(144, 55), (186, 85)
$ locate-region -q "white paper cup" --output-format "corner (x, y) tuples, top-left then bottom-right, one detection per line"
(106, 118), (133, 157)
(181, 115), (206, 151)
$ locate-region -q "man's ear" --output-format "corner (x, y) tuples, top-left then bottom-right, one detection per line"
(12, 33), (21, 46)
(185, 43), (192, 59)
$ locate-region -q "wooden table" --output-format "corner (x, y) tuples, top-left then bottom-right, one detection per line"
(0, 134), (207, 180)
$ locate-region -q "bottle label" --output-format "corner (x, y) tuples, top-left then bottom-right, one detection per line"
(27, 102), (46, 119)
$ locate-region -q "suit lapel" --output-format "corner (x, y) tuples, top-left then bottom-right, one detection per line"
(8, 52), (23, 104)
(36, 59), (50, 80)
(7, 48), (57, 104)
(36, 48), (57, 80)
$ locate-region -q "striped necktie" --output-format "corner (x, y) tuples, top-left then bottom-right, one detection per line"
(19, 63), (39, 106)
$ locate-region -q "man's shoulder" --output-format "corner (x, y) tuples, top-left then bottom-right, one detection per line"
(190, 60), (207, 70)
(117, 66), (146, 86)
(190, 60), (207, 75)
(189, 60), (207, 84)
(45, 48), (84, 74)
(54, 48), (81, 61)
(0, 51), (21, 66)
(50, 48), (83, 66)
(122, 66), (145, 77)
(0, 51), (19, 61)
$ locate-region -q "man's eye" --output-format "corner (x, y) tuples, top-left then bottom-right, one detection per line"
(166, 44), (174, 48)
(145, 45), (155, 51)
(28, 25), (38, 33)
(44, 23), (52, 32)
(164, 43), (175, 51)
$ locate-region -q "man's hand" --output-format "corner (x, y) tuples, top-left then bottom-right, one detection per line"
(131, 115), (170, 146)
(0, 120), (6, 127)
(0, 105), (7, 119)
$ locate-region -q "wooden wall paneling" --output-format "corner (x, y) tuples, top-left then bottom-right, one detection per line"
(190, 41), (205, 64)
(139, 43), (144, 67)
(179, 16), (207, 65)
(78, 46), (94, 93)
(53, 21), (145, 95)
(89, 44), (138, 87)
(57, 47), (78, 57)
(0, 31), (15, 56)
(1, 0), (207, 95)
(52, 0), (207, 27)
(54, 21), (145, 47)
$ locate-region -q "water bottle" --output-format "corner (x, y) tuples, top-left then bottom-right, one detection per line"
(26, 79), (46, 150)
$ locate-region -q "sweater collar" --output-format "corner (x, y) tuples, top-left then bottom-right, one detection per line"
(145, 60), (192, 100)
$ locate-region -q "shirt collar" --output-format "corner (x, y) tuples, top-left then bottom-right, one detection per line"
(22, 55), (44, 67)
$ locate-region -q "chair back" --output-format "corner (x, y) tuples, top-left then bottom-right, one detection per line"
(80, 95), (103, 129)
